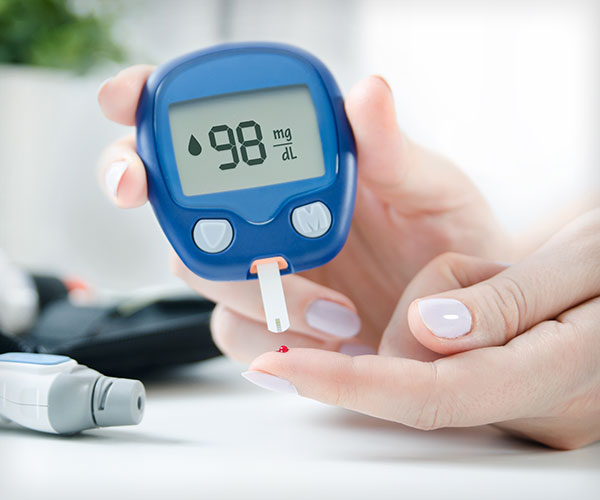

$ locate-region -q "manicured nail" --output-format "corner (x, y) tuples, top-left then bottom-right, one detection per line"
(241, 371), (297, 394)
(105, 160), (128, 199)
(417, 298), (472, 338)
(306, 300), (361, 338)
(339, 343), (376, 356)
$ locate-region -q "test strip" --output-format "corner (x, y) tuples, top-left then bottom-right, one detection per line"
(256, 261), (290, 333)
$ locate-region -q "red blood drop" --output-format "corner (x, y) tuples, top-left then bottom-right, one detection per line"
(277, 345), (289, 353)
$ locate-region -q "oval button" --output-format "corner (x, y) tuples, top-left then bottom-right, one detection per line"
(193, 219), (233, 253)
(291, 201), (332, 238)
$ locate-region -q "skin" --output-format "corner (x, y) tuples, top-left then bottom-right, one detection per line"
(249, 212), (600, 450)
(97, 66), (599, 449)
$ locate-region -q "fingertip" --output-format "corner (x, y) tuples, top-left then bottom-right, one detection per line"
(96, 76), (113, 104)
(344, 75), (411, 197)
(102, 150), (148, 208)
(345, 75), (397, 129)
(248, 350), (285, 372)
(250, 347), (328, 376)
(304, 298), (361, 339)
(97, 65), (155, 125)
(407, 299), (433, 346)
(372, 75), (392, 93)
(249, 347), (359, 388)
(407, 297), (475, 355)
(113, 156), (148, 208)
(211, 305), (259, 364)
(248, 348), (405, 413)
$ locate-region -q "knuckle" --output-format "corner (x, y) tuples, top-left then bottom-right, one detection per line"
(480, 276), (529, 341)
(331, 357), (360, 408)
(412, 363), (454, 431)
(420, 252), (466, 286)
(413, 408), (442, 431)
(429, 251), (462, 271)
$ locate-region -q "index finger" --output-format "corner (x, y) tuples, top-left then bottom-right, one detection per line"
(98, 65), (155, 125)
(245, 308), (592, 430)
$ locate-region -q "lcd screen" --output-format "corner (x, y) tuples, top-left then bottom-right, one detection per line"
(168, 85), (326, 196)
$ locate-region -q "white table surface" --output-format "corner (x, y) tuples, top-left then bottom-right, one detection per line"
(1, 356), (598, 499)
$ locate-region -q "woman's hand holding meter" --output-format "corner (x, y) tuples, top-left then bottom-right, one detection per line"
(98, 66), (509, 359)
(98, 66), (599, 449)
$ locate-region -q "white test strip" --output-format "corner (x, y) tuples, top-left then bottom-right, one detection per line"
(256, 261), (290, 333)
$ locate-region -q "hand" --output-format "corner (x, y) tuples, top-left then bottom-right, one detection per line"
(98, 66), (510, 361)
(244, 210), (600, 449)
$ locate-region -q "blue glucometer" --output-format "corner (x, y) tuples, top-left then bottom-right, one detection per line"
(136, 43), (356, 282)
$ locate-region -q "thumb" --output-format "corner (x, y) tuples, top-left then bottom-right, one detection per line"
(345, 76), (477, 211)
(407, 212), (600, 354)
(378, 253), (507, 358)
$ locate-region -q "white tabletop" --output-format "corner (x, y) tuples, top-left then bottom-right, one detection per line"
(1, 357), (598, 499)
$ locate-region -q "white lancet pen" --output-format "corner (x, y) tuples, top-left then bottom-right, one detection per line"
(256, 260), (290, 333)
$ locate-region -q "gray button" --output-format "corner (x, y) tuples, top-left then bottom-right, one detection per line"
(193, 219), (233, 253)
(291, 201), (332, 238)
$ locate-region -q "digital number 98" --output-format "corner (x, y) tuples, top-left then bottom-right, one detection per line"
(208, 120), (267, 170)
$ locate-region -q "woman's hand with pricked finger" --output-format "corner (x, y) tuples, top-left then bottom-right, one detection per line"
(245, 210), (600, 450)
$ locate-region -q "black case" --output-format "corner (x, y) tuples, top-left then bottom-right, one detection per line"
(0, 276), (221, 378)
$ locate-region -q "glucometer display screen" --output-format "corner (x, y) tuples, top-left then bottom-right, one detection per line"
(168, 85), (326, 196)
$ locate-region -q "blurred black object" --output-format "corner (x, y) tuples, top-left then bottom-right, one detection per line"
(0, 275), (221, 378)
(31, 274), (69, 309)
(0, 330), (21, 353)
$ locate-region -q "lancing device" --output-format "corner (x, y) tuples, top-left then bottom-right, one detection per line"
(136, 43), (357, 333)
(0, 352), (145, 435)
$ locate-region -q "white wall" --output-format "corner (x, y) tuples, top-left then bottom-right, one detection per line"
(356, 0), (599, 232)
(0, 0), (597, 290)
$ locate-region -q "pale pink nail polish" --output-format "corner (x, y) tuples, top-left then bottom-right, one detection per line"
(306, 300), (361, 338)
(241, 371), (297, 394)
(417, 298), (472, 338)
(105, 160), (128, 199)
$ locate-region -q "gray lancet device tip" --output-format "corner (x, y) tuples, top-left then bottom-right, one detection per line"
(93, 376), (146, 428)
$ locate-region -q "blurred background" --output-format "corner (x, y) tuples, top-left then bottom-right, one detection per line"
(0, 0), (598, 291)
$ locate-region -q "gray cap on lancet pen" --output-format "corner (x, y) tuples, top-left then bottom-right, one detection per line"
(47, 366), (146, 434)
(92, 376), (146, 427)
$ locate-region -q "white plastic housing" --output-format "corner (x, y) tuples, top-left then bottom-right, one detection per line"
(0, 357), (76, 433)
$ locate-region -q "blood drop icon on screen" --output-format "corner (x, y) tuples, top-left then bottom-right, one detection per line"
(188, 134), (202, 156)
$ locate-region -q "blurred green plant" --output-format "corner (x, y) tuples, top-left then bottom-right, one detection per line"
(0, 0), (125, 73)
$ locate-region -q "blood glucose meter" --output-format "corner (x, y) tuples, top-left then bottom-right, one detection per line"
(136, 43), (356, 332)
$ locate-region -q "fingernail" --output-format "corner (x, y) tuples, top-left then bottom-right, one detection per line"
(373, 74), (392, 92)
(97, 76), (113, 96)
(417, 298), (472, 339)
(105, 159), (128, 199)
(339, 343), (376, 356)
(241, 371), (298, 395)
(495, 261), (512, 267)
(306, 300), (361, 338)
